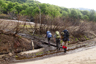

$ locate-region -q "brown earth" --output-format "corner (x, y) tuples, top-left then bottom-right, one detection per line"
(0, 32), (44, 64)
(0, 34), (31, 53)
(0, 33), (43, 54)
(12, 47), (96, 64)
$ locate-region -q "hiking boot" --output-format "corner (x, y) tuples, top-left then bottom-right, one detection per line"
(64, 48), (66, 53)
(59, 48), (60, 50)
(48, 42), (50, 47)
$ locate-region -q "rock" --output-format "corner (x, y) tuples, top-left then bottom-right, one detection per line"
(8, 53), (13, 56)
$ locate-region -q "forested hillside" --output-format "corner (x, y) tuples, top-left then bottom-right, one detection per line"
(0, 0), (96, 21)
(6, 0), (27, 3)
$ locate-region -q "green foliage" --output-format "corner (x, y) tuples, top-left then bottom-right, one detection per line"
(26, 0), (35, 4)
(22, 4), (28, 10)
(83, 15), (89, 20)
(0, 0), (5, 13)
(0, 0), (3, 6)
(24, 7), (34, 16)
(48, 51), (50, 53)
(81, 10), (90, 16)
(84, 35), (89, 40)
(70, 9), (78, 19)
(0, 0), (96, 22)
(89, 10), (96, 21)
(15, 55), (18, 58)
(75, 38), (78, 41)
(46, 5), (60, 17)
(39, 3), (48, 14)
(15, 5), (22, 13)
(62, 11), (68, 17)
(78, 11), (83, 19)
(6, 0), (27, 3)
(10, 7), (17, 14)
(7, 2), (14, 11)
(36, 52), (43, 55)
(63, 8), (70, 13)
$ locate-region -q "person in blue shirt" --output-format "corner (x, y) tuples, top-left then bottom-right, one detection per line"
(45, 30), (52, 47)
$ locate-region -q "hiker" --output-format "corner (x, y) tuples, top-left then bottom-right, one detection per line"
(45, 30), (52, 47)
(61, 29), (69, 53)
(54, 31), (61, 51)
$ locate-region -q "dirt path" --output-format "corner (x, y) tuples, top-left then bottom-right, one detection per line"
(10, 38), (96, 64)
(11, 46), (96, 64)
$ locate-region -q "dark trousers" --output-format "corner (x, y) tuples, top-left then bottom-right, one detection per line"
(56, 38), (60, 50)
(48, 38), (50, 46)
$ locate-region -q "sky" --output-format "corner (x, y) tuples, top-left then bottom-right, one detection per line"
(37, 0), (96, 10)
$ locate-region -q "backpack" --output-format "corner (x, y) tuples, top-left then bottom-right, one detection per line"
(63, 30), (69, 41)
(63, 30), (69, 37)
(55, 31), (60, 38)
(61, 32), (64, 39)
(47, 31), (52, 38)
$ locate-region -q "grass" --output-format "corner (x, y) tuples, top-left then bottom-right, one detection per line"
(78, 38), (80, 40)
(75, 38), (78, 41)
(18, 36), (22, 39)
(48, 51), (50, 53)
(15, 55), (18, 58)
(36, 52), (43, 55)
(84, 35), (89, 40)
(20, 25), (34, 28)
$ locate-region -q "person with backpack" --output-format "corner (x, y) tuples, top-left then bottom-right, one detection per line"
(54, 31), (61, 51)
(45, 30), (52, 47)
(62, 29), (69, 53)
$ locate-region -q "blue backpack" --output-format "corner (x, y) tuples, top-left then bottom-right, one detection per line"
(47, 31), (52, 38)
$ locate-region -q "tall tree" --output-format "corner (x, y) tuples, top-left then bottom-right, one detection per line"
(7, 2), (14, 11)
(70, 9), (78, 19)
(89, 10), (96, 21)
(15, 5), (22, 13)
(83, 15), (89, 20)
(81, 10), (90, 16)
(62, 11), (68, 18)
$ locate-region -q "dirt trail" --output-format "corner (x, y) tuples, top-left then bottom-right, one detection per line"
(10, 38), (96, 64)
(12, 47), (96, 64)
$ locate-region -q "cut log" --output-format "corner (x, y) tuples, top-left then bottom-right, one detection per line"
(19, 48), (44, 55)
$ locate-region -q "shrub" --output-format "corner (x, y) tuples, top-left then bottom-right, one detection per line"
(0, 14), (11, 19)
